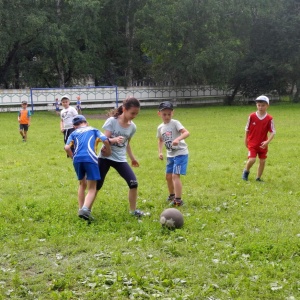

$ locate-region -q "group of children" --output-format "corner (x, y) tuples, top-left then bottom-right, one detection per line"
(18, 94), (276, 221)
(60, 95), (191, 221)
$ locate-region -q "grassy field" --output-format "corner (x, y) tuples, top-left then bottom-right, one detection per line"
(0, 103), (300, 299)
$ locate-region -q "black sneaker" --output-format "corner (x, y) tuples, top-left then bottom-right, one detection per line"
(256, 178), (264, 182)
(170, 199), (184, 207)
(242, 170), (249, 181)
(166, 195), (175, 202)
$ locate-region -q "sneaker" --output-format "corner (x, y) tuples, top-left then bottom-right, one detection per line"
(78, 208), (94, 221)
(170, 199), (184, 207)
(166, 195), (175, 202)
(242, 170), (249, 181)
(131, 209), (145, 218)
(256, 178), (264, 182)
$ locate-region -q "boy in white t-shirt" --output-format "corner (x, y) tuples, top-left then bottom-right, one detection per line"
(60, 95), (78, 148)
(157, 101), (190, 207)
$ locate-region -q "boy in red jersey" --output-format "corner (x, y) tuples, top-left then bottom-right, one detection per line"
(18, 100), (31, 142)
(242, 95), (276, 181)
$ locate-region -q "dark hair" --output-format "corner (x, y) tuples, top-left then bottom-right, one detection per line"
(107, 96), (140, 118)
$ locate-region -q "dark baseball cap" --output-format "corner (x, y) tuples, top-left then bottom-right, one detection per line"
(72, 115), (86, 125)
(158, 101), (173, 111)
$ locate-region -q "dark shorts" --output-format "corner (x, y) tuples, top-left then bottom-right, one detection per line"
(63, 128), (75, 144)
(19, 124), (29, 131)
(73, 162), (100, 181)
(97, 158), (138, 190)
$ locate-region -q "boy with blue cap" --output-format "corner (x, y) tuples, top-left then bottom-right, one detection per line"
(65, 115), (111, 221)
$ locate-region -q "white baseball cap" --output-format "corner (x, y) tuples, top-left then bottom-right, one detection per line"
(255, 95), (269, 105)
(60, 94), (70, 101)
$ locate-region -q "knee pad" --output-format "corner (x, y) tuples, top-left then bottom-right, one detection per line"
(129, 180), (138, 189)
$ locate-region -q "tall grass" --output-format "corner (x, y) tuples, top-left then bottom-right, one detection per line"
(0, 103), (300, 299)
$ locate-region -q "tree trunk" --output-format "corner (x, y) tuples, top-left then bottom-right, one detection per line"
(226, 83), (240, 105)
(125, 0), (133, 87)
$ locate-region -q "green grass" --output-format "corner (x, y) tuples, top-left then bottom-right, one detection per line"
(1, 103), (300, 299)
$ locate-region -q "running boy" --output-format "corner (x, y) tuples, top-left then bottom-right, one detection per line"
(242, 95), (276, 182)
(97, 96), (145, 217)
(18, 100), (31, 142)
(157, 101), (190, 207)
(65, 115), (111, 221)
(60, 95), (78, 146)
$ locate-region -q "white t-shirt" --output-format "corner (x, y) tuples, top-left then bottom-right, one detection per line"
(100, 117), (137, 162)
(60, 106), (78, 129)
(157, 119), (188, 157)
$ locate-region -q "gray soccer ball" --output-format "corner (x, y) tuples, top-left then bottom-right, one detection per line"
(160, 208), (184, 229)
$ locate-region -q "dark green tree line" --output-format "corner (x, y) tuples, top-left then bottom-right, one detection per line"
(0, 0), (299, 101)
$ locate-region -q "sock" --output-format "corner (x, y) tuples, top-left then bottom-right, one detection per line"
(175, 197), (182, 201)
(82, 206), (91, 212)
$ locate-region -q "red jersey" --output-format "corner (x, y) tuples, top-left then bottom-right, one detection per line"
(245, 112), (275, 148)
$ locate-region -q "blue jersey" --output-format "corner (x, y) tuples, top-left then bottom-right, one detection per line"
(66, 126), (108, 164)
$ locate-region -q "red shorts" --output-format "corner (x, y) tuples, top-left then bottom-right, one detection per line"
(248, 146), (268, 159)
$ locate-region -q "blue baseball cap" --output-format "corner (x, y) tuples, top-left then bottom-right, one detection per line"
(72, 115), (86, 125)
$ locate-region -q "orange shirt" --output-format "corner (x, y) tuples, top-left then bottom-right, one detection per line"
(19, 109), (31, 124)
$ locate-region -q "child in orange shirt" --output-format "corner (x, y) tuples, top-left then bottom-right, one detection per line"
(18, 100), (31, 142)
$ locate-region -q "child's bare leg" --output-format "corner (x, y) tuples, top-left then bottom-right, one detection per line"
(172, 174), (182, 198)
(23, 130), (28, 141)
(166, 173), (174, 195)
(83, 180), (97, 210)
(128, 188), (137, 211)
(78, 178), (87, 209)
(257, 159), (266, 179)
(19, 129), (24, 138)
(245, 158), (256, 171)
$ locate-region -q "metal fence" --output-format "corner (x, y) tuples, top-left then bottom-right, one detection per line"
(0, 85), (230, 112)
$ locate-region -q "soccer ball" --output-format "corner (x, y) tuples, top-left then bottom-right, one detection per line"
(160, 208), (184, 229)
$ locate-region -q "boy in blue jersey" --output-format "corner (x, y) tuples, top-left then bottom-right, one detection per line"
(65, 115), (111, 221)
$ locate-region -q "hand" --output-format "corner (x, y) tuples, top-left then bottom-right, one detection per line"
(172, 139), (179, 146)
(115, 136), (124, 144)
(131, 159), (139, 167)
(260, 141), (268, 149)
(159, 153), (163, 160)
(101, 146), (109, 156)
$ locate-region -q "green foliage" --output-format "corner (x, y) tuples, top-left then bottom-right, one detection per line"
(0, 104), (300, 298)
(1, 0), (300, 95)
